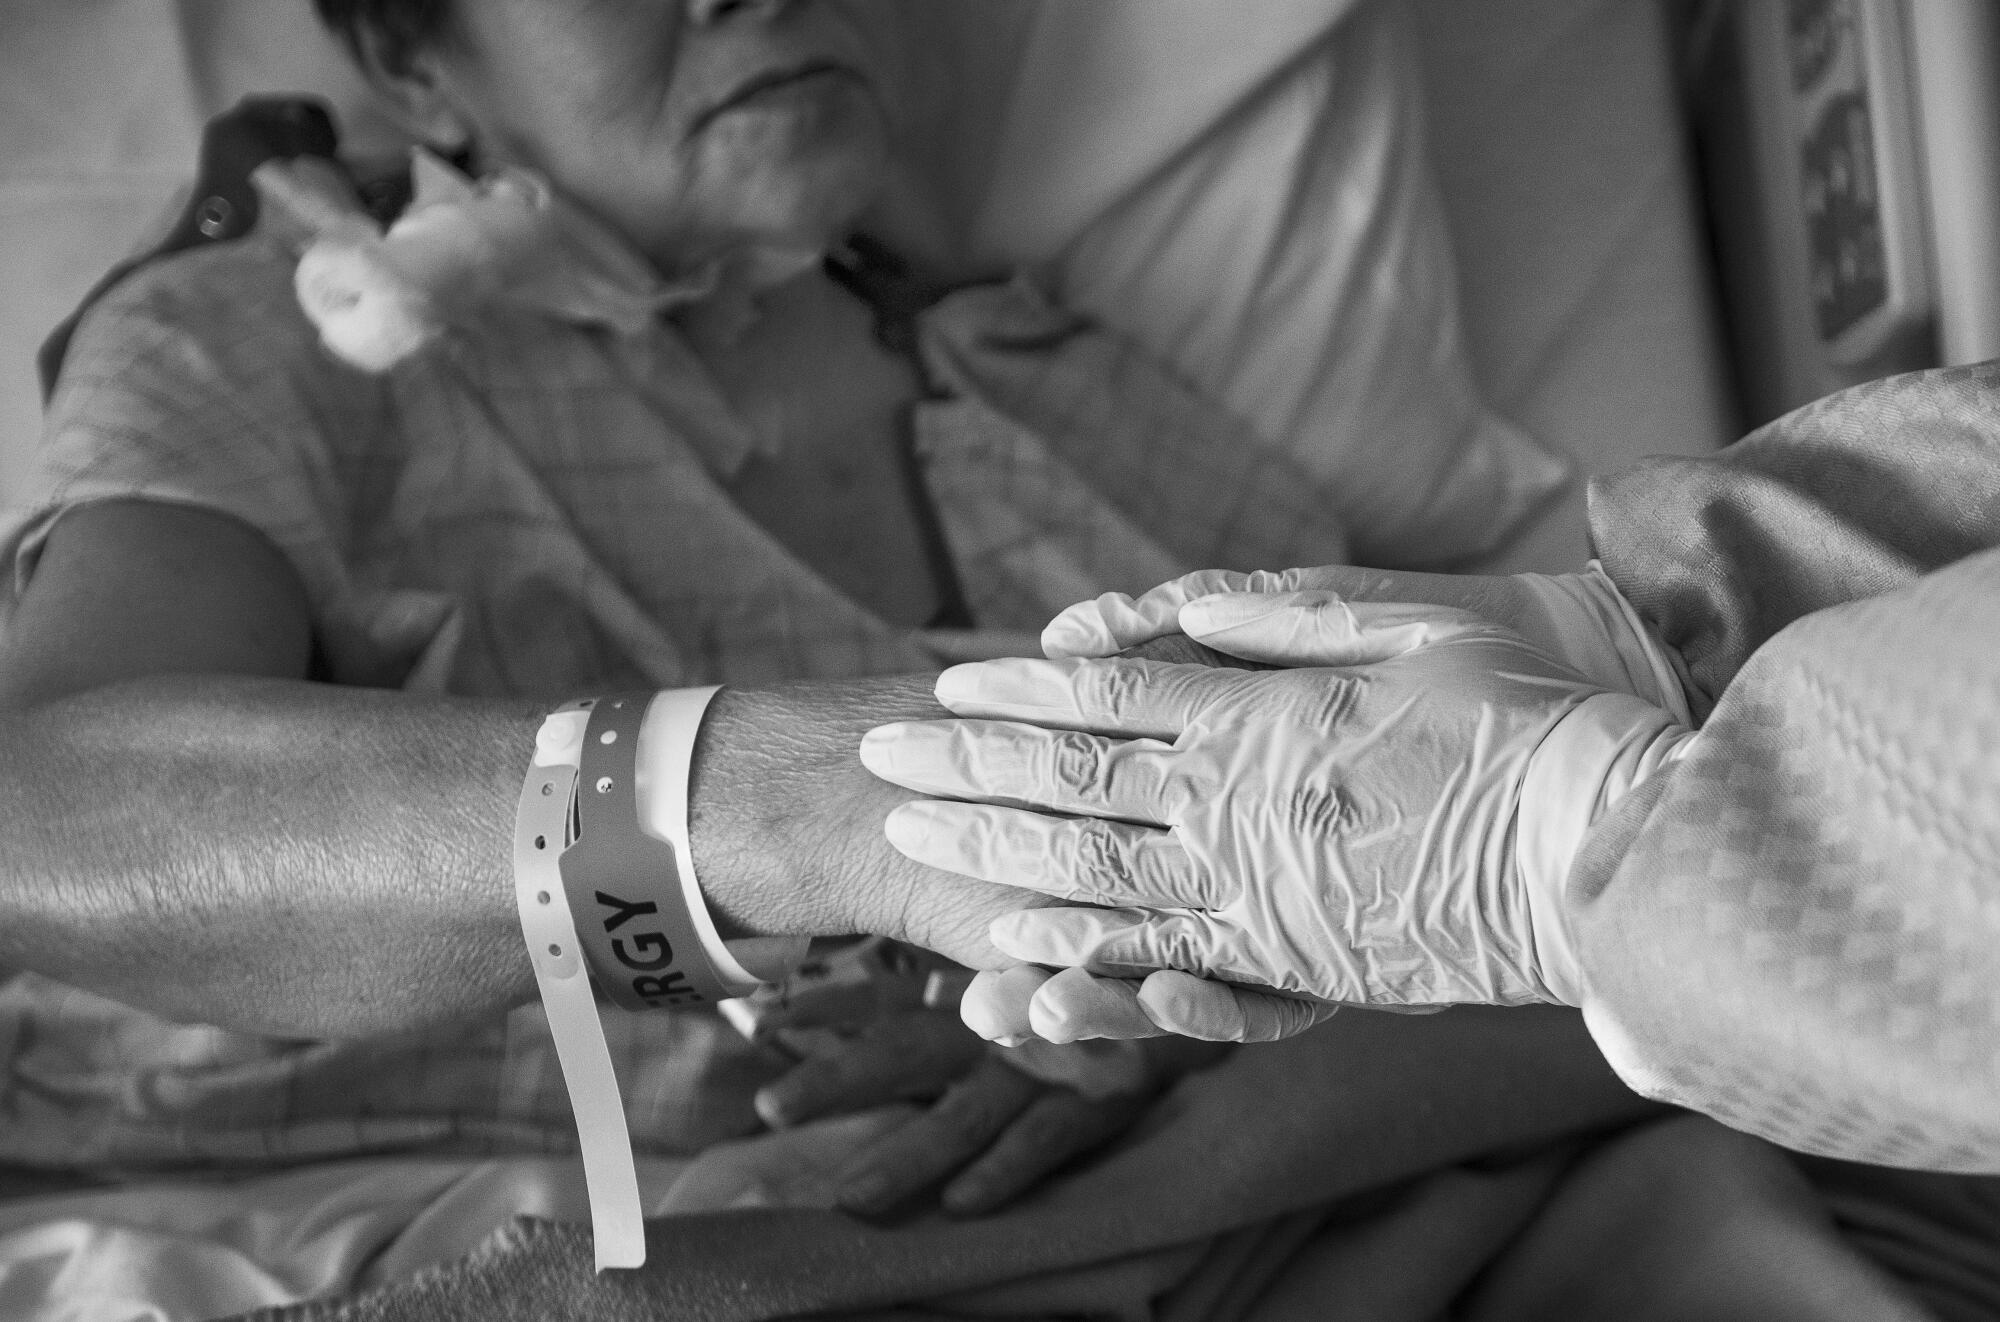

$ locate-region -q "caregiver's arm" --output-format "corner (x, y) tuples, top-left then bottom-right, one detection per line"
(0, 500), (1022, 1039)
(1554, 368), (2000, 1168)
(1587, 359), (2000, 713)
(1558, 547), (2000, 1170)
(1141, 552), (2000, 1169)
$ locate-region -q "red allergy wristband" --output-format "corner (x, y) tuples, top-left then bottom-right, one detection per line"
(561, 694), (735, 1009)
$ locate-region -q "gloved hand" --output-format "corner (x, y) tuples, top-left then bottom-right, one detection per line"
(860, 597), (1696, 1042)
(1043, 563), (1694, 724)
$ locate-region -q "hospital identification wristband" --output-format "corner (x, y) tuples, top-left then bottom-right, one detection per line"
(516, 691), (808, 1266)
(565, 690), (758, 1008)
(515, 700), (645, 1271)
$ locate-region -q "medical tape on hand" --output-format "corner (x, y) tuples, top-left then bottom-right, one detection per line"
(515, 705), (644, 1271)
(564, 693), (743, 1008)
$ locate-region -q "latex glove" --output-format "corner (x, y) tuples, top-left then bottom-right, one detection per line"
(860, 599), (1695, 1041)
(1006, 569), (1687, 1041)
(1044, 563), (1693, 723)
(753, 1001), (1223, 1215)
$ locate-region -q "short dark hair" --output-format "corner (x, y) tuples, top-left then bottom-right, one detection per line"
(312, 0), (458, 71)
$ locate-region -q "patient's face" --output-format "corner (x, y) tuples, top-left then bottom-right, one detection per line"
(432, 0), (890, 274)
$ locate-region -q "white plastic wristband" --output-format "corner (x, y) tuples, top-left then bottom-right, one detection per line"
(636, 687), (808, 991)
(515, 704), (645, 1272)
(539, 689), (808, 991)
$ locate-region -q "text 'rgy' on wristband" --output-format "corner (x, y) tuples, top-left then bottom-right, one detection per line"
(563, 692), (744, 1009)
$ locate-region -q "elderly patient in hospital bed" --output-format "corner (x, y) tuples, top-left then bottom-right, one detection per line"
(0, 1), (1956, 1319)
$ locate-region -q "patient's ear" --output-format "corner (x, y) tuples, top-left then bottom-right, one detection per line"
(346, 27), (475, 155)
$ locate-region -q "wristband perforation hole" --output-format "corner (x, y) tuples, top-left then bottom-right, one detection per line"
(599, 730), (618, 745)
(596, 777), (613, 794)
(548, 943), (562, 957)
(537, 890), (551, 905)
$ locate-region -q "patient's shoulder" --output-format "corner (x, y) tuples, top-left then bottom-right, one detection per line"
(34, 237), (398, 556)
(61, 236), (330, 393)
(46, 235), (394, 485)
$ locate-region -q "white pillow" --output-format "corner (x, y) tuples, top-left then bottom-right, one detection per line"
(977, 0), (1570, 568)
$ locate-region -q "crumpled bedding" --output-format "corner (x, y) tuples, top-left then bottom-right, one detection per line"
(0, 1156), (628, 1322)
(0, 1113), (888, 1322)
(0, 1013), (1938, 1322)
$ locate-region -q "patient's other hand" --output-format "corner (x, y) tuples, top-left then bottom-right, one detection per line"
(753, 1001), (1224, 1216)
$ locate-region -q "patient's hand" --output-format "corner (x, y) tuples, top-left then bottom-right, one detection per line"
(752, 1002), (1225, 1216)
(690, 674), (1073, 970)
(685, 636), (1253, 973)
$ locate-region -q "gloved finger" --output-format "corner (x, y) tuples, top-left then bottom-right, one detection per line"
(958, 966), (1052, 1045)
(989, 906), (1269, 987)
(1179, 592), (1502, 668)
(883, 800), (1229, 910)
(1021, 965), (1357, 1042)
(753, 1009), (985, 1128)
(922, 967), (978, 1009)
(1136, 970), (1337, 1043)
(1040, 570), (1258, 658)
(940, 1085), (1145, 1215)
(862, 719), (1184, 825)
(1026, 967), (1170, 1043)
(836, 1055), (1040, 1214)
(932, 656), (1254, 739)
(1039, 565), (1437, 659)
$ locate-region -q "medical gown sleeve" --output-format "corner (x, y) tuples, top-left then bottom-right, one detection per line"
(1569, 363), (2000, 1170)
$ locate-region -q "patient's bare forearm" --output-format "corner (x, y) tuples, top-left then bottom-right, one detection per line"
(0, 672), (1019, 1040)
(0, 675), (545, 1037)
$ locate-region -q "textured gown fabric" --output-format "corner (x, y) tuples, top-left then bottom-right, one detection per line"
(1577, 361), (2000, 1172)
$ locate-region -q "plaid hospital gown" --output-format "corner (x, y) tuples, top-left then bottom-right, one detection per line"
(0, 234), (1352, 1171)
